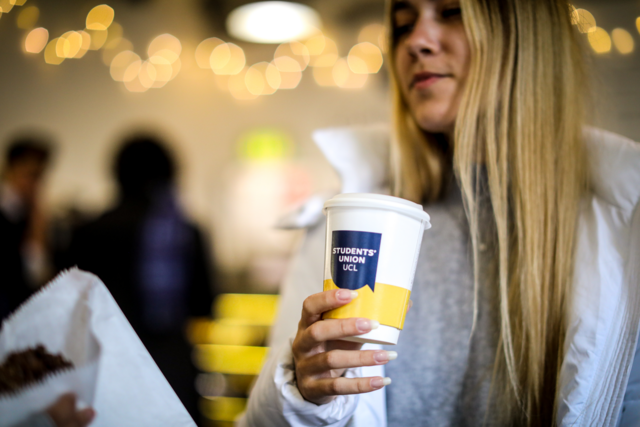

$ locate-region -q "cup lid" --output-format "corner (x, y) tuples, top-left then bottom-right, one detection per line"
(323, 193), (431, 226)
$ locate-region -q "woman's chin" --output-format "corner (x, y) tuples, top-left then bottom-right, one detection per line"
(410, 105), (456, 135)
(414, 117), (454, 136)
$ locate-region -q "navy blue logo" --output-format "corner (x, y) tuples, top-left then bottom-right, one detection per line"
(331, 230), (381, 292)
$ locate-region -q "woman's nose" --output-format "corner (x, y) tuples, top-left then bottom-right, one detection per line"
(405, 16), (442, 58)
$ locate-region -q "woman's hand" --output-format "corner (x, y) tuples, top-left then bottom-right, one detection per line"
(46, 394), (95, 427)
(291, 289), (396, 405)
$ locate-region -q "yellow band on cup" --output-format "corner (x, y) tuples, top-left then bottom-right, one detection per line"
(322, 279), (411, 330)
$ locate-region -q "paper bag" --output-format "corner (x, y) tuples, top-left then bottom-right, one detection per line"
(0, 269), (196, 427)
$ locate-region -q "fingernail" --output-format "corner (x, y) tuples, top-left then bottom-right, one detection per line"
(373, 351), (398, 364)
(370, 320), (380, 330)
(337, 290), (355, 301)
(371, 377), (392, 389)
(356, 318), (371, 332)
(350, 291), (358, 299)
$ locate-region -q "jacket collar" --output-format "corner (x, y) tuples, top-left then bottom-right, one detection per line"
(313, 124), (640, 215)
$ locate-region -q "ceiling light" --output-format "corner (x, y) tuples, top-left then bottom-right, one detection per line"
(227, 1), (321, 44)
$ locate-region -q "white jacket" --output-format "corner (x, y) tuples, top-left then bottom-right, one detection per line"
(239, 126), (640, 427)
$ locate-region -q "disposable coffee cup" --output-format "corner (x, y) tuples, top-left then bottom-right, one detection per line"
(322, 193), (431, 345)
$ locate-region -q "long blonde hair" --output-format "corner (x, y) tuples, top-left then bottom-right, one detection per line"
(386, 0), (589, 425)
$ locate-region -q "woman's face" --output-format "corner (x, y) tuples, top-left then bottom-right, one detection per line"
(393, 0), (470, 136)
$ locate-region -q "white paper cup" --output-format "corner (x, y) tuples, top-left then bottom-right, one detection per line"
(321, 193), (431, 345)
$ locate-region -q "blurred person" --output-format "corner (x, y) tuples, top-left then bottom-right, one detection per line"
(241, 0), (640, 426)
(0, 137), (52, 320)
(66, 134), (215, 423)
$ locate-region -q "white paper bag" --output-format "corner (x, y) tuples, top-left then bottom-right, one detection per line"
(0, 268), (196, 427)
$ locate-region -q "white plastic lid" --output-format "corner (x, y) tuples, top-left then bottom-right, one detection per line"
(323, 193), (431, 226)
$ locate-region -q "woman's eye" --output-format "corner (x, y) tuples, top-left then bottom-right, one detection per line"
(393, 24), (414, 39)
(441, 7), (461, 19)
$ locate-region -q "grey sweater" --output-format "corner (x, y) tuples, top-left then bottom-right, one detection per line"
(383, 184), (501, 427)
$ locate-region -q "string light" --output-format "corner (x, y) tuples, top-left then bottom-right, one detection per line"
(312, 65), (336, 87)
(44, 38), (64, 65)
(347, 42), (383, 74)
(210, 43), (245, 75)
(103, 22), (123, 49)
(74, 31), (91, 58)
(358, 23), (386, 52)
(195, 37), (224, 69)
(12, 2), (398, 95)
(110, 50), (140, 81)
(0, 0), (13, 14)
(16, 5), (38, 30)
(332, 58), (368, 89)
(611, 28), (634, 54)
(58, 31), (83, 58)
(102, 38), (133, 65)
(588, 27), (612, 54)
(274, 42), (310, 71)
(24, 27), (48, 54)
(229, 68), (258, 100)
(309, 36), (338, 67)
(87, 29), (108, 50)
(86, 5), (115, 31)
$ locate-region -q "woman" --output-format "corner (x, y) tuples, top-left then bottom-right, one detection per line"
(241, 0), (640, 426)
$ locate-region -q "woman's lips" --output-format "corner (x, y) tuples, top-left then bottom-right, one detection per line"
(410, 72), (450, 90)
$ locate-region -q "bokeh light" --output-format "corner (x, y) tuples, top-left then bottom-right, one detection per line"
(103, 22), (123, 49)
(102, 38), (133, 65)
(309, 36), (338, 67)
(195, 37), (224, 69)
(572, 9), (596, 34)
(637, 17), (640, 36)
(148, 33), (182, 59)
(73, 31), (91, 58)
(228, 68), (258, 100)
(110, 50), (140, 82)
(277, 68), (302, 90)
(210, 43), (245, 75)
(245, 65), (266, 96)
(138, 60), (157, 88)
(265, 62), (281, 92)
(124, 73), (149, 93)
(274, 42), (309, 71)
(16, 5), (38, 30)
(86, 5), (115, 31)
(588, 27), (612, 54)
(312, 65), (336, 87)
(11, 0), (28, 6)
(333, 58), (368, 89)
(169, 58), (181, 81)
(44, 38), (64, 65)
(245, 62), (278, 96)
(611, 28), (634, 54)
(24, 27), (48, 54)
(273, 55), (301, 73)
(87, 29), (108, 50)
(304, 33), (326, 56)
(226, 1), (321, 44)
(358, 23), (386, 52)
(0, 0), (13, 14)
(57, 31), (83, 58)
(148, 56), (173, 88)
(348, 42), (383, 74)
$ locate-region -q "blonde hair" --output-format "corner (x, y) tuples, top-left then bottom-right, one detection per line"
(386, 0), (589, 425)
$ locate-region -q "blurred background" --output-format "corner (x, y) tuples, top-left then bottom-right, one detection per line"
(0, 0), (638, 425)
